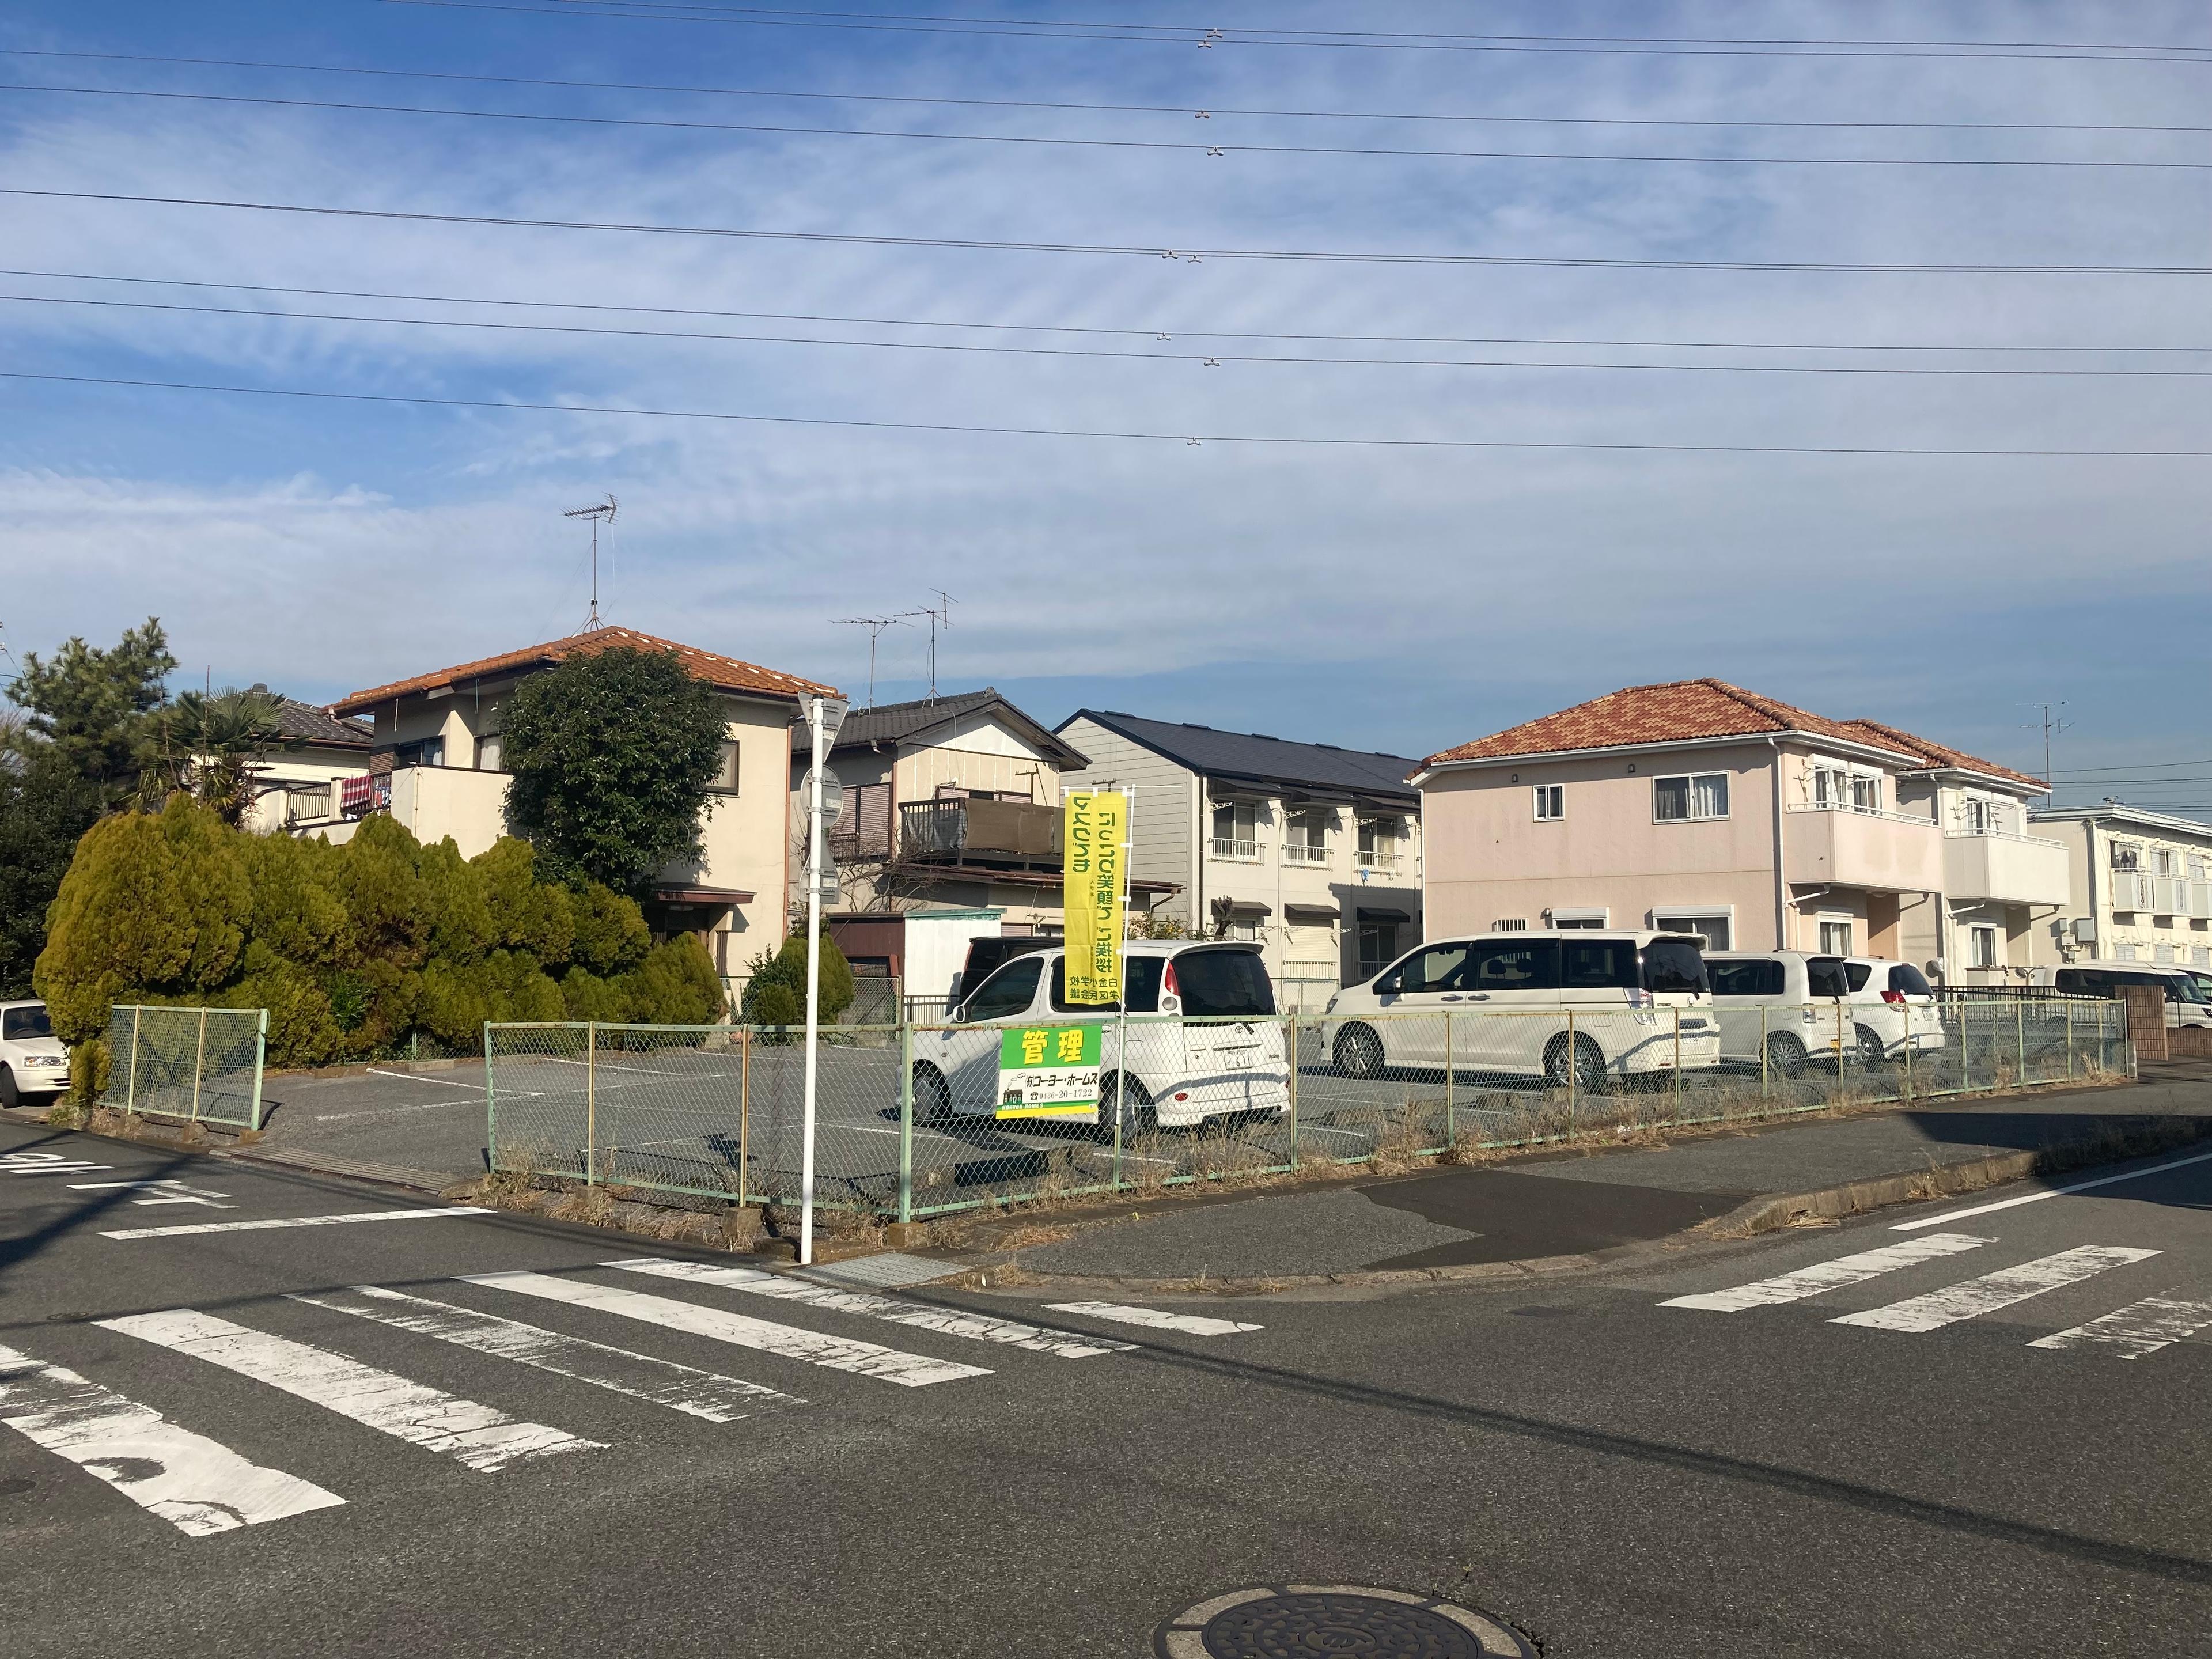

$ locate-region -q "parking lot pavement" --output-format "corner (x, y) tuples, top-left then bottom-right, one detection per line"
(257, 1068), (498, 1180)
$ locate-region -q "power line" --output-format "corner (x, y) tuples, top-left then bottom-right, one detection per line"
(376, 1), (2212, 65)
(13, 78), (2212, 169)
(13, 267), (2206, 354)
(12, 47), (2212, 135)
(17, 289), (2212, 378)
(13, 188), (2212, 275)
(6, 367), (2210, 456)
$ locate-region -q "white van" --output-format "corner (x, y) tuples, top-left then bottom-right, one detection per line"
(1321, 931), (1719, 1092)
(2028, 961), (2212, 1029)
(0, 1001), (70, 1108)
(1704, 953), (1942, 1075)
(912, 941), (1289, 1133)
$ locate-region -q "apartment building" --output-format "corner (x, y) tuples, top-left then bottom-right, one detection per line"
(2028, 804), (2212, 971)
(1412, 679), (2066, 981)
(1054, 709), (1423, 1004)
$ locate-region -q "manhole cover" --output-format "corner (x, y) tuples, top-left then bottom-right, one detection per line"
(1155, 1585), (1532, 1658)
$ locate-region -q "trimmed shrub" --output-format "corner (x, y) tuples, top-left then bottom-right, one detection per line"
(740, 933), (853, 1028)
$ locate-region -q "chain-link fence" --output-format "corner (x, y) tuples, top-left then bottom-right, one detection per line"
(483, 993), (2130, 1221)
(101, 1005), (270, 1130)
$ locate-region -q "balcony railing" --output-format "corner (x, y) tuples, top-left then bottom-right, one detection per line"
(899, 797), (1060, 868)
(1210, 836), (1260, 861)
(1357, 848), (1402, 869)
(1282, 842), (1331, 866)
(1944, 826), (2064, 849)
(284, 783), (334, 824)
(1785, 802), (1936, 826)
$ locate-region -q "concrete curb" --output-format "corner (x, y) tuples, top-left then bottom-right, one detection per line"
(972, 1113), (2212, 1297)
(266, 1057), (474, 1081)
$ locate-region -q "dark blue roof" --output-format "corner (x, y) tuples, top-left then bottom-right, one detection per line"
(1060, 709), (1418, 805)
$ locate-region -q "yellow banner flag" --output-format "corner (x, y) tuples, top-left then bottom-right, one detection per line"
(1062, 790), (1127, 1006)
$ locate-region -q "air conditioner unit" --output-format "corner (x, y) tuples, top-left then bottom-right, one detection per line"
(2072, 917), (2098, 944)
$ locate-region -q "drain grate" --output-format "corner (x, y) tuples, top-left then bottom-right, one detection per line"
(1155, 1585), (1533, 1658)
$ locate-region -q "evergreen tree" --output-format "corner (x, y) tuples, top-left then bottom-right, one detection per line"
(7, 618), (175, 801)
(0, 747), (103, 999)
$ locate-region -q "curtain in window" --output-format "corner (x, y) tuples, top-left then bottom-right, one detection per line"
(1690, 774), (1729, 818)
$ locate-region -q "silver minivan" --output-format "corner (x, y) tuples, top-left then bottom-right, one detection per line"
(2029, 961), (2212, 1029)
(1705, 952), (1942, 1075)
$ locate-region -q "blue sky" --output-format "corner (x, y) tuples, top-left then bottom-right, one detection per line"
(3, 2), (2209, 808)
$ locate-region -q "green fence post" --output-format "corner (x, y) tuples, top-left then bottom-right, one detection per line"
(897, 1020), (914, 1226)
(1565, 1009), (1578, 1138)
(2016, 998), (2027, 1085)
(1759, 1006), (1768, 1103)
(2066, 1002), (2075, 1081)
(126, 1006), (141, 1115)
(483, 1022), (497, 1173)
(1673, 1009), (1683, 1122)
(1902, 1002), (1914, 1103)
(585, 1021), (599, 1186)
(1443, 1010), (1453, 1148)
(190, 1007), (207, 1123)
(249, 1007), (268, 1131)
(1286, 1014), (1300, 1171)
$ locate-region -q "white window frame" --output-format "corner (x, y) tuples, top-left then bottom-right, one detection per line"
(1547, 906), (1608, 930)
(1355, 816), (1403, 867)
(1817, 918), (1854, 955)
(1532, 785), (1565, 822)
(1968, 924), (2000, 969)
(1654, 772), (1730, 823)
(1210, 800), (1262, 862)
(1653, 907), (1734, 951)
(711, 738), (741, 794)
(1283, 807), (1333, 866)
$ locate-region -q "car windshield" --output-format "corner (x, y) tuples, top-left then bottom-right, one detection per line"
(2169, 975), (2212, 1005)
(1171, 948), (1276, 1017)
(2, 1006), (53, 1041)
(1640, 940), (1708, 995)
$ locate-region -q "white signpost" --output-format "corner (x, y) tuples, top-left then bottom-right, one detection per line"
(798, 695), (849, 1267)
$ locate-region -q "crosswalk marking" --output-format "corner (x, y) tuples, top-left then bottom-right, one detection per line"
(0, 1342), (344, 1535)
(290, 1285), (805, 1420)
(1830, 1246), (2161, 1334)
(1661, 1233), (1997, 1313)
(101, 1205), (489, 1240)
(1, 1152), (113, 1176)
(2028, 1296), (2212, 1359)
(70, 1179), (236, 1209)
(1043, 1302), (1263, 1336)
(99, 1310), (601, 1471)
(604, 1257), (1134, 1359)
(464, 1270), (992, 1388)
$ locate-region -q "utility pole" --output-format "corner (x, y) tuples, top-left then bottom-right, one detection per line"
(2020, 701), (2070, 802)
(832, 615), (910, 709)
(562, 496), (619, 630)
(897, 589), (955, 703)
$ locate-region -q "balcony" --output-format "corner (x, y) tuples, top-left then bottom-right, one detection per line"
(1357, 848), (1403, 870)
(1282, 842), (1331, 866)
(1944, 828), (2071, 908)
(1783, 803), (1943, 894)
(899, 797), (1060, 869)
(1210, 836), (1261, 862)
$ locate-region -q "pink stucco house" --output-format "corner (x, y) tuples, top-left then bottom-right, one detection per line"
(1408, 680), (2068, 982)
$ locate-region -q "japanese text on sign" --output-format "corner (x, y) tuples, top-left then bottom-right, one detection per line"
(1062, 790), (1127, 1006)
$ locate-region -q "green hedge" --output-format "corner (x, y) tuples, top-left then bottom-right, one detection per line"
(35, 800), (726, 1070)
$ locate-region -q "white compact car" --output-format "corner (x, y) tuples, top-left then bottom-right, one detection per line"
(1321, 931), (1720, 1092)
(2029, 961), (2212, 1029)
(1704, 953), (1942, 1074)
(912, 941), (1289, 1133)
(0, 1001), (71, 1107)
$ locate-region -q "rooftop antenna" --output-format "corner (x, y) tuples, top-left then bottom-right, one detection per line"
(897, 589), (955, 703)
(562, 495), (618, 630)
(2020, 700), (2071, 802)
(833, 615), (911, 709)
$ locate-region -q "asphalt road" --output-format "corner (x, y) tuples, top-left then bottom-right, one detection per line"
(5, 1116), (2205, 1657)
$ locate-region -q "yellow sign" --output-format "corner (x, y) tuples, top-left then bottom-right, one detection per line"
(1062, 790), (1127, 1006)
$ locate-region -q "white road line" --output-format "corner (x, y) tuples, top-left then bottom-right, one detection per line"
(1, 1153), (115, 1175)
(1661, 1233), (1997, 1313)
(0, 1343), (345, 1536)
(99, 1310), (600, 1472)
(1830, 1246), (2161, 1334)
(2029, 1296), (2212, 1359)
(1043, 1302), (1263, 1336)
(603, 1258), (1133, 1358)
(101, 1205), (488, 1240)
(290, 1286), (804, 1420)
(535, 1055), (691, 1077)
(70, 1180), (236, 1210)
(1892, 1146), (2212, 1232)
(364, 1068), (486, 1090)
(465, 1270), (990, 1388)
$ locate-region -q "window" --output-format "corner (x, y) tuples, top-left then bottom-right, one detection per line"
(1356, 817), (1403, 866)
(1807, 957), (1851, 997)
(1654, 773), (1729, 822)
(1964, 796), (1990, 832)
(1710, 960), (1784, 998)
(1532, 785), (1564, 821)
(476, 733), (504, 772)
(1469, 941), (1559, 991)
(2, 1005), (54, 1040)
(960, 956), (1043, 1021)
(1818, 919), (1853, 955)
(1850, 773), (1880, 813)
(2111, 842), (2141, 871)
(1211, 801), (1259, 859)
(1560, 939), (1639, 990)
(712, 740), (741, 793)
(2154, 942), (2176, 964)
(1640, 941), (1709, 995)
(394, 737), (444, 769)
(1654, 914), (1731, 950)
(2114, 944), (2138, 961)
(1550, 908), (1607, 930)
(2190, 857), (2208, 882)
(1969, 925), (1999, 969)
(1844, 962), (1873, 992)
(1052, 956), (1166, 1014)
(1396, 942), (1474, 994)
(1170, 948), (1277, 1017)
(1357, 922), (1400, 980)
(2155, 848), (2177, 877)
(1889, 964), (1933, 997)
(1284, 808), (1332, 865)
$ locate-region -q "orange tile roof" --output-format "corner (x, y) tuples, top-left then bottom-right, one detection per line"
(1418, 678), (2042, 790)
(333, 626), (840, 716)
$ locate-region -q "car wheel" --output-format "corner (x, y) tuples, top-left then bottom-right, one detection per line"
(1544, 1033), (1607, 1094)
(1764, 1032), (1809, 1080)
(1853, 1025), (1888, 1070)
(1095, 1071), (1157, 1139)
(1332, 1023), (1385, 1081)
(910, 1063), (952, 1125)
(0, 1066), (17, 1110)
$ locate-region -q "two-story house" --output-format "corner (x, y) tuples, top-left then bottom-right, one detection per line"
(806, 688), (1175, 1003)
(1411, 680), (2066, 982)
(309, 626), (840, 972)
(1053, 710), (1424, 1005)
(2028, 804), (2212, 972)
(245, 695), (374, 834)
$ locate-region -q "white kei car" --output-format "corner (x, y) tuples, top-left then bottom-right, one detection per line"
(0, 1001), (71, 1107)
(912, 941), (1289, 1134)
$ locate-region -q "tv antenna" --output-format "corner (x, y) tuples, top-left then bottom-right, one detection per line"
(833, 615), (911, 709)
(2020, 700), (2071, 801)
(898, 589), (955, 703)
(562, 495), (618, 630)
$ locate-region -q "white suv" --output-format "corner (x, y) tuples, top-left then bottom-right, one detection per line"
(1704, 952), (1942, 1075)
(0, 1001), (71, 1107)
(1322, 931), (1719, 1092)
(913, 941), (1289, 1133)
